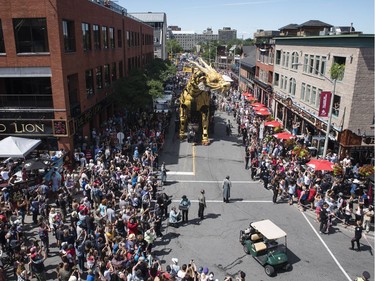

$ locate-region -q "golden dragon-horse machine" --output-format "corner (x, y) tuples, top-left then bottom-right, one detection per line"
(179, 58), (231, 145)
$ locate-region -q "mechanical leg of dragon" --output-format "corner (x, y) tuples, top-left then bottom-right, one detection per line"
(179, 58), (230, 145)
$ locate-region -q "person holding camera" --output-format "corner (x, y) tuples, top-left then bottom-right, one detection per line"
(168, 206), (181, 227)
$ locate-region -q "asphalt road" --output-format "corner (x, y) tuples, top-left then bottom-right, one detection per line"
(10, 110), (374, 281)
(156, 110), (374, 281)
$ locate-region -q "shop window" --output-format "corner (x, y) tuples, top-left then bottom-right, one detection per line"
(82, 23), (91, 51)
(96, 66), (103, 89)
(102, 26), (108, 48)
(85, 69), (94, 97)
(13, 18), (49, 53)
(93, 24), (100, 49)
(0, 20), (5, 53)
(109, 27), (115, 48)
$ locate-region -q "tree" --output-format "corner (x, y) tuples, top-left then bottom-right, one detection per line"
(166, 39), (183, 56)
(330, 62), (345, 81)
(111, 58), (177, 110)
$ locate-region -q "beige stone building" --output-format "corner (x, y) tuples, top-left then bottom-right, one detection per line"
(272, 34), (374, 163)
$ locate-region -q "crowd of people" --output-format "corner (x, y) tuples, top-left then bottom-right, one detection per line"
(0, 74), (373, 281)
(218, 89), (374, 244)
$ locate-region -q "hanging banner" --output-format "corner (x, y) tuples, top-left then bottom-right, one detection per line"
(318, 91), (332, 117)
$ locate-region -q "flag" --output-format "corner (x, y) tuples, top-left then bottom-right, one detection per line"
(319, 91), (332, 117)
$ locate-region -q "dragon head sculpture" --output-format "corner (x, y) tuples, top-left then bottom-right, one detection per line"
(189, 58), (231, 94)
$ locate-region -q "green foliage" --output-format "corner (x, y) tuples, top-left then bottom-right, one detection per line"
(166, 39), (183, 55)
(330, 62), (345, 81)
(111, 59), (176, 110)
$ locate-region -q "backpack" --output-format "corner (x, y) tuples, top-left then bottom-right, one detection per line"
(179, 199), (189, 210)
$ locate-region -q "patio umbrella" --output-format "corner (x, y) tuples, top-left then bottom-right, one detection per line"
(254, 107), (269, 112)
(23, 159), (51, 171)
(265, 120), (282, 127)
(245, 96), (256, 101)
(242, 92), (251, 97)
(251, 102), (265, 107)
(273, 132), (295, 140)
(255, 110), (271, 116)
(306, 159), (334, 171)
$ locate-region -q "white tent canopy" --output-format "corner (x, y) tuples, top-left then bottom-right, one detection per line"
(222, 74), (234, 82)
(0, 136), (41, 158)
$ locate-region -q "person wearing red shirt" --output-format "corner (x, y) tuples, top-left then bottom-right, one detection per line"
(127, 216), (139, 235)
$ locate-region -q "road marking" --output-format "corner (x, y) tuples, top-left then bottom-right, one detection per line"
(192, 145), (196, 175)
(167, 171), (195, 175)
(301, 212), (352, 281)
(164, 179), (256, 183)
(171, 200), (272, 203)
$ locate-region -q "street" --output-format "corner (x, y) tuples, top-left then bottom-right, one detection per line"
(156, 110), (374, 281)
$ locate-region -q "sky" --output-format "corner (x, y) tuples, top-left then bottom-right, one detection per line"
(117, 0), (374, 38)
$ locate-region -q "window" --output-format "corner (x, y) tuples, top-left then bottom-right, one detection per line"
(332, 95), (341, 117)
(13, 18), (49, 53)
(111, 62), (117, 81)
(289, 78), (296, 96)
(117, 29), (122, 47)
(283, 76), (288, 91)
(308, 55), (314, 74)
(333, 56), (346, 81)
(82, 23), (91, 51)
(102, 26), (108, 48)
(301, 83), (306, 101)
(281, 51), (285, 66)
(280, 75), (284, 89)
(0, 20), (5, 53)
(306, 85), (311, 103)
(104, 64), (110, 87)
(109, 27), (115, 48)
(275, 50), (281, 65)
(62, 20), (75, 52)
(311, 86), (317, 106)
(119, 61), (123, 77)
(274, 73), (279, 86)
(321, 56), (327, 76)
(303, 54), (308, 72)
(93, 24), (100, 49)
(96, 66), (103, 89)
(291, 52), (299, 69)
(314, 56), (320, 75)
(285, 52), (290, 68)
(85, 69), (94, 96)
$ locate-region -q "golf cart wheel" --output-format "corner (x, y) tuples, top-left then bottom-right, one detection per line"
(265, 265), (275, 276)
(239, 230), (244, 243)
(284, 263), (292, 271)
(243, 244), (250, 254)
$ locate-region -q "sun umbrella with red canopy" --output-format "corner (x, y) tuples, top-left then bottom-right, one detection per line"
(273, 132), (295, 140)
(242, 92), (251, 97)
(245, 96), (256, 101)
(306, 159), (334, 171)
(254, 107), (268, 112)
(255, 110), (271, 116)
(251, 102), (265, 107)
(265, 120), (282, 127)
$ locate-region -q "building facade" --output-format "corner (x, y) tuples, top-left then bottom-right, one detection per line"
(0, 0), (154, 153)
(218, 27), (237, 43)
(272, 35), (374, 163)
(130, 12), (167, 60)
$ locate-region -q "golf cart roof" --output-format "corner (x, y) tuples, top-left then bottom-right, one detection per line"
(251, 219), (287, 240)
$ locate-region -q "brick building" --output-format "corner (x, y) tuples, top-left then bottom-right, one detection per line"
(0, 0), (154, 154)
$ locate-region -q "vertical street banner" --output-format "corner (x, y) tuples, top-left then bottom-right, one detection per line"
(319, 91), (332, 117)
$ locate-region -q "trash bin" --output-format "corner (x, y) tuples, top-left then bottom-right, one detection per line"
(308, 147), (318, 157)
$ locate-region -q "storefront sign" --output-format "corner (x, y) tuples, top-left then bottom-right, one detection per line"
(0, 120), (53, 136)
(319, 91), (332, 117)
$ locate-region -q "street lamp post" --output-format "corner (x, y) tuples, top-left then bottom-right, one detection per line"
(292, 63), (337, 159)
